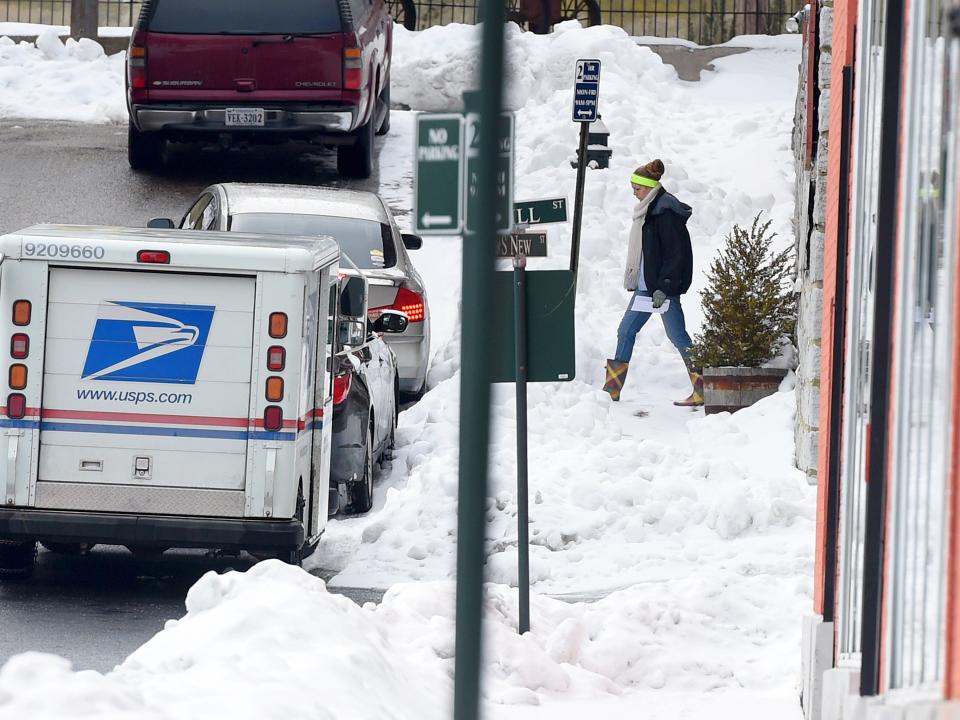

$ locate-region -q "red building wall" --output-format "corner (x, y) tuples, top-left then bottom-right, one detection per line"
(813, 0), (858, 618)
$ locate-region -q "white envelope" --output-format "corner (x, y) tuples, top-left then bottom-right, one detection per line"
(631, 295), (670, 314)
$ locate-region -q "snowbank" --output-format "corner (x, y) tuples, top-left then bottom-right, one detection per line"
(0, 556), (806, 718)
(0, 31), (126, 123)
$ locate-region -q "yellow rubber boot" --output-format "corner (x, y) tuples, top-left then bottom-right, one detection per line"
(674, 370), (704, 407)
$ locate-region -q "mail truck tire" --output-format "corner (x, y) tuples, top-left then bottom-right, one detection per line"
(337, 118), (374, 179)
(0, 539), (36, 578)
(346, 422), (374, 514)
(41, 542), (95, 555)
(128, 123), (164, 171)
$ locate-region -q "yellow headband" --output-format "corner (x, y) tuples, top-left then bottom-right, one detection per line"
(631, 174), (659, 188)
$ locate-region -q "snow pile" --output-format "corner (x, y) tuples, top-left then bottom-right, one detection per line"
(0, 562), (448, 720)
(0, 30), (126, 123)
(0, 555), (805, 718)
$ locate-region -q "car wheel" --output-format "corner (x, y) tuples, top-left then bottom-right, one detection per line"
(346, 421), (375, 514)
(376, 80), (391, 136)
(0, 540), (36, 578)
(127, 122), (164, 171)
(337, 117), (374, 179)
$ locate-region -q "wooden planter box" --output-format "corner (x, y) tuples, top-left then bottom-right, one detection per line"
(702, 367), (789, 415)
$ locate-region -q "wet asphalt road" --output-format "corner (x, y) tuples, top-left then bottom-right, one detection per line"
(0, 119), (393, 673)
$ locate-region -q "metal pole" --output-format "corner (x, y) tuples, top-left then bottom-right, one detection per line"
(513, 254), (530, 634)
(453, 0), (505, 717)
(569, 121), (590, 280)
(70, 0), (99, 40)
(860, 0), (905, 696)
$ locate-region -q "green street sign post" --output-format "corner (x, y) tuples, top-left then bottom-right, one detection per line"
(464, 111), (514, 234)
(414, 113), (464, 235)
(513, 197), (568, 226)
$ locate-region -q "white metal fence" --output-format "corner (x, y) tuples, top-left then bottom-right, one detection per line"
(835, 0), (888, 666)
(885, 0), (960, 695)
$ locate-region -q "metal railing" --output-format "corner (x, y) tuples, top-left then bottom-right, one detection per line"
(0, 0), (140, 27)
(2, 0), (793, 45)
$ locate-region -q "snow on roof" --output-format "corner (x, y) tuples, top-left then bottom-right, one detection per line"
(221, 183), (389, 225)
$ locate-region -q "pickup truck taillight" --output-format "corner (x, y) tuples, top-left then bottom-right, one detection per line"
(343, 45), (362, 90)
(128, 45), (148, 90)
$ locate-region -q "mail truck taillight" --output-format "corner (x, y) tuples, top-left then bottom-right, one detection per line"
(269, 313), (288, 338)
(333, 373), (351, 405)
(265, 377), (284, 402)
(6, 393), (25, 420)
(8, 365), (26, 391)
(343, 45), (362, 90)
(371, 287), (425, 323)
(267, 346), (286, 371)
(128, 45), (147, 90)
(10, 334), (28, 359)
(138, 250), (170, 264)
(12, 301), (30, 326)
(264, 406), (283, 432)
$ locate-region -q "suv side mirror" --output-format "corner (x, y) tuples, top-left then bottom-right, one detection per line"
(401, 233), (422, 250)
(148, 218), (176, 229)
(371, 310), (409, 335)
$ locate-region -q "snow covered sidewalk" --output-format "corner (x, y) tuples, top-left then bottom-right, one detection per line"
(0, 20), (808, 720)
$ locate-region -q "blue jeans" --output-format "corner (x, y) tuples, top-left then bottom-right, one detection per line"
(615, 290), (693, 367)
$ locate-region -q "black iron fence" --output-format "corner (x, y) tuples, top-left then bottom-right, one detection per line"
(1, 0), (793, 45)
(0, 0), (140, 27)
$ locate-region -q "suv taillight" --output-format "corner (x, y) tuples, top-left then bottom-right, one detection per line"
(343, 44), (362, 90)
(370, 286), (425, 324)
(128, 45), (147, 90)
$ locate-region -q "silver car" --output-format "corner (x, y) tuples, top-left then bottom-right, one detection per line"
(160, 183), (430, 397)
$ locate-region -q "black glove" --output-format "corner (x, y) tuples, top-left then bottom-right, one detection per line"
(652, 290), (667, 309)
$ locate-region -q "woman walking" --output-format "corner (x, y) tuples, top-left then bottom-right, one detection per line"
(602, 159), (703, 407)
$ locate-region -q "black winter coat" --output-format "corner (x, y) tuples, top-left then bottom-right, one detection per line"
(640, 189), (694, 296)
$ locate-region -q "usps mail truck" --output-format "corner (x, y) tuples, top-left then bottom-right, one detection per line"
(0, 225), (340, 575)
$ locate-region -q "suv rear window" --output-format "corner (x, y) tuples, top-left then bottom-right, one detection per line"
(147, 0), (342, 35)
(228, 213), (397, 270)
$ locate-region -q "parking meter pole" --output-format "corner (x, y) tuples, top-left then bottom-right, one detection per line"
(453, 2), (504, 719)
(569, 121), (590, 281)
(513, 254), (530, 635)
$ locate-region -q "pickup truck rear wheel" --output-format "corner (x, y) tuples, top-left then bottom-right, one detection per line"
(0, 540), (36, 578)
(376, 81), (391, 136)
(337, 117), (374, 179)
(127, 123), (164, 171)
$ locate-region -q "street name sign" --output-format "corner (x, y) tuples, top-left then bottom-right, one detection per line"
(572, 59), (601, 123)
(414, 113), (464, 235)
(513, 197), (568, 226)
(495, 232), (548, 258)
(464, 111), (515, 234)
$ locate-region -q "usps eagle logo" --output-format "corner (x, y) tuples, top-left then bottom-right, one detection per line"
(81, 301), (215, 384)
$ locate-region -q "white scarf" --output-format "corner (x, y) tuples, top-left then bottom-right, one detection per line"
(623, 187), (660, 292)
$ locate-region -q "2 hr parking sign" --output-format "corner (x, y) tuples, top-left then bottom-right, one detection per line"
(572, 59), (601, 123)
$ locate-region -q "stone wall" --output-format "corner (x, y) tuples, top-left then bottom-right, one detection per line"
(793, 1), (832, 484)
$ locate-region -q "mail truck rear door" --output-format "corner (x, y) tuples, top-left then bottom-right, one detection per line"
(37, 267), (256, 517)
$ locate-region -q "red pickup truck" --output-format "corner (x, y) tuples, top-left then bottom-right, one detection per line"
(125, 0), (392, 178)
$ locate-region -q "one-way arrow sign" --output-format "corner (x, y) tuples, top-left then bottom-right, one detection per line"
(414, 113), (464, 235)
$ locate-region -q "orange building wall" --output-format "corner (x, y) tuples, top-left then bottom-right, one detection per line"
(945, 176), (960, 698)
(813, 0), (858, 616)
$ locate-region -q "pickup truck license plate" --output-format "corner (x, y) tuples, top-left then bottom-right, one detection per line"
(224, 108), (265, 127)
